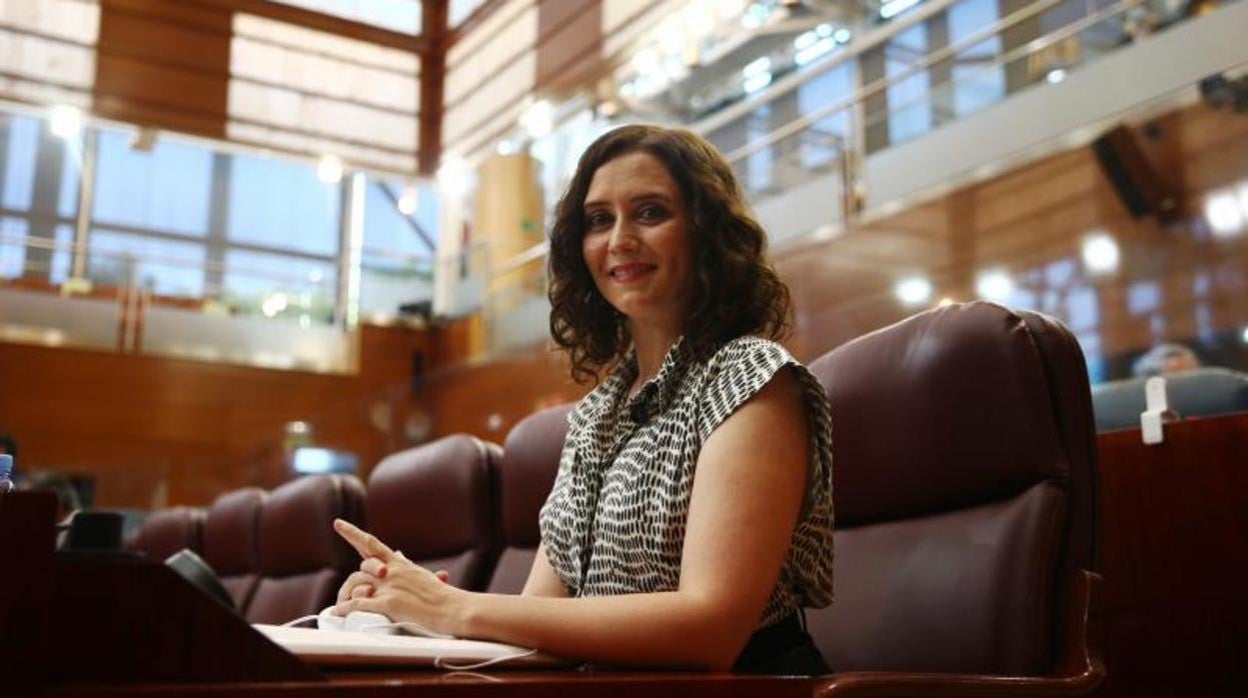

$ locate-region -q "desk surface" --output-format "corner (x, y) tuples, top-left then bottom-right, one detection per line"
(50, 669), (822, 697)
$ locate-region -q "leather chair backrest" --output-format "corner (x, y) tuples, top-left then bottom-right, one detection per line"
(247, 474), (365, 624)
(202, 487), (265, 614)
(487, 404), (572, 594)
(367, 435), (501, 591)
(125, 506), (204, 562)
(1091, 367), (1248, 431)
(805, 302), (1098, 675)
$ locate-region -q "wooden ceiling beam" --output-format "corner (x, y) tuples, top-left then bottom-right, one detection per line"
(419, 0), (449, 176)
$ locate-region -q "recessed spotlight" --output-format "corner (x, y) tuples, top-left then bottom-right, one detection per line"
(976, 269), (1015, 301)
(1205, 190), (1244, 237)
(438, 156), (471, 198)
(397, 186), (418, 215)
(894, 276), (933, 306)
(1081, 232), (1120, 274)
(520, 100), (553, 140)
(317, 154), (343, 184)
(1046, 68), (1067, 84)
(49, 105), (83, 140)
(937, 297), (955, 307)
(1241, 325), (1248, 344)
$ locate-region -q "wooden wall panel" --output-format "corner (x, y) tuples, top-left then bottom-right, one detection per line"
(93, 0), (231, 138)
(0, 323), (453, 509)
(535, 0), (601, 94)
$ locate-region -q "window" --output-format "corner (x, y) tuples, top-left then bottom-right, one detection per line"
(359, 177), (436, 315)
(88, 229), (206, 296)
(886, 22), (932, 145)
(798, 60), (854, 170)
(948, 0), (1005, 117)
(228, 152), (340, 256)
(93, 128), (212, 237)
(223, 248), (336, 320)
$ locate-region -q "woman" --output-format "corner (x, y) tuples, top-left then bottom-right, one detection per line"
(332, 125), (834, 674)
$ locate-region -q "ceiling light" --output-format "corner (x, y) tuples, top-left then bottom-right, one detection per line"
(1046, 68), (1068, 84)
(937, 297), (955, 307)
(742, 56), (771, 78)
(1081, 232), (1120, 274)
(397, 185), (418, 215)
(743, 71), (772, 94)
(521, 99), (553, 140)
(832, 28), (852, 43)
(437, 156), (471, 198)
(975, 269), (1015, 301)
(633, 48), (661, 75)
(815, 23), (833, 38)
(795, 38), (836, 66)
(794, 31), (818, 51)
(1205, 190), (1244, 237)
(1241, 325), (1248, 344)
(895, 276), (933, 306)
(317, 154), (343, 184)
(49, 105), (83, 140)
(880, 0), (922, 20)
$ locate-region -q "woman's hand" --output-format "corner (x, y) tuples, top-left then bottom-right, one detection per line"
(331, 518), (467, 636)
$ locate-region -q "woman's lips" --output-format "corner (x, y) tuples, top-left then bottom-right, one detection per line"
(609, 263), (655, 283)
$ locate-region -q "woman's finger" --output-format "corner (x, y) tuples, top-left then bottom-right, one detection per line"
(336, 570), (380, 603)
(360, 557), (388, 578)
(350, 584), (374, 599)
(334, 595), (388, 618)
(435, 569), (450, 584)
(334, 519), (395, 561)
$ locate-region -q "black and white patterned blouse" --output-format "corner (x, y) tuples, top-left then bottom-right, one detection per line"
(539, 335), (834, 628)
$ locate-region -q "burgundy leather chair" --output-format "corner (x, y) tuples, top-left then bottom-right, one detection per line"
(246, 474), (365, 625)
(805, 301), (1103, 694)
(486, 404), (572, 594)
(367, 435), (501, 591)
(124, 506), (204, 562)
(201, 487), (265, 614)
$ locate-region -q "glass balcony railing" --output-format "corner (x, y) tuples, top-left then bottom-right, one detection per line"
(0, 100), (439, 373)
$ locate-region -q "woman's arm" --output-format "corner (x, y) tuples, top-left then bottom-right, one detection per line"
(334, 368), (809, 670)
(521, 544), (570, 597)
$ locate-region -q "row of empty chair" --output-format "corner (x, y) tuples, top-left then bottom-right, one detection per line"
(125, 422), (567, 624)
(125, 302), (1103, 686)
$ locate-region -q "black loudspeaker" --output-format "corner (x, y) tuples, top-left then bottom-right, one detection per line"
(1091, 125), (1179, 221)
(410, 349), (424, 396)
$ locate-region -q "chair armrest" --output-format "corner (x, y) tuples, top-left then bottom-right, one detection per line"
(814, 570), (1104, 698)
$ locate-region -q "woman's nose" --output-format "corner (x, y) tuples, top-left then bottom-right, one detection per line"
(606, 221), (638, 252)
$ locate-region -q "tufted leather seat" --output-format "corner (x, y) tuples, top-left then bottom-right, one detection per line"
(805, 301), (1100, 684)
(366, 435), (501, 591)
(125, 506), (204, 562)
(486, 404), (572, 594)
(201, 487), (265, 614)
(246, 474), (365, 624)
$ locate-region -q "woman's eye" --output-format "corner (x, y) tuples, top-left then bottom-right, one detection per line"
(637, 205), (667, 221)
(585, 212), (611, 229)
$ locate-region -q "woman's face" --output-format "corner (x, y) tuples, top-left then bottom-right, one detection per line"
(581, 151), (694, 331)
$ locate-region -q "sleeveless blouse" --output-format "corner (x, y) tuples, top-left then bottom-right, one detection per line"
(538, 336), (834, 627)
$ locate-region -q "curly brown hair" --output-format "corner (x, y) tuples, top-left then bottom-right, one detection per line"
(548, 124), (791, 384)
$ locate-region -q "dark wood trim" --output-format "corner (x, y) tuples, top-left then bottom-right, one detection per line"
(418, 0), (448, 176)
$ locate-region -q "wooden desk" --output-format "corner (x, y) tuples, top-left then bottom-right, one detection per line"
(1095, 412), (1248, 697)
(50, 670), (820, 697)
